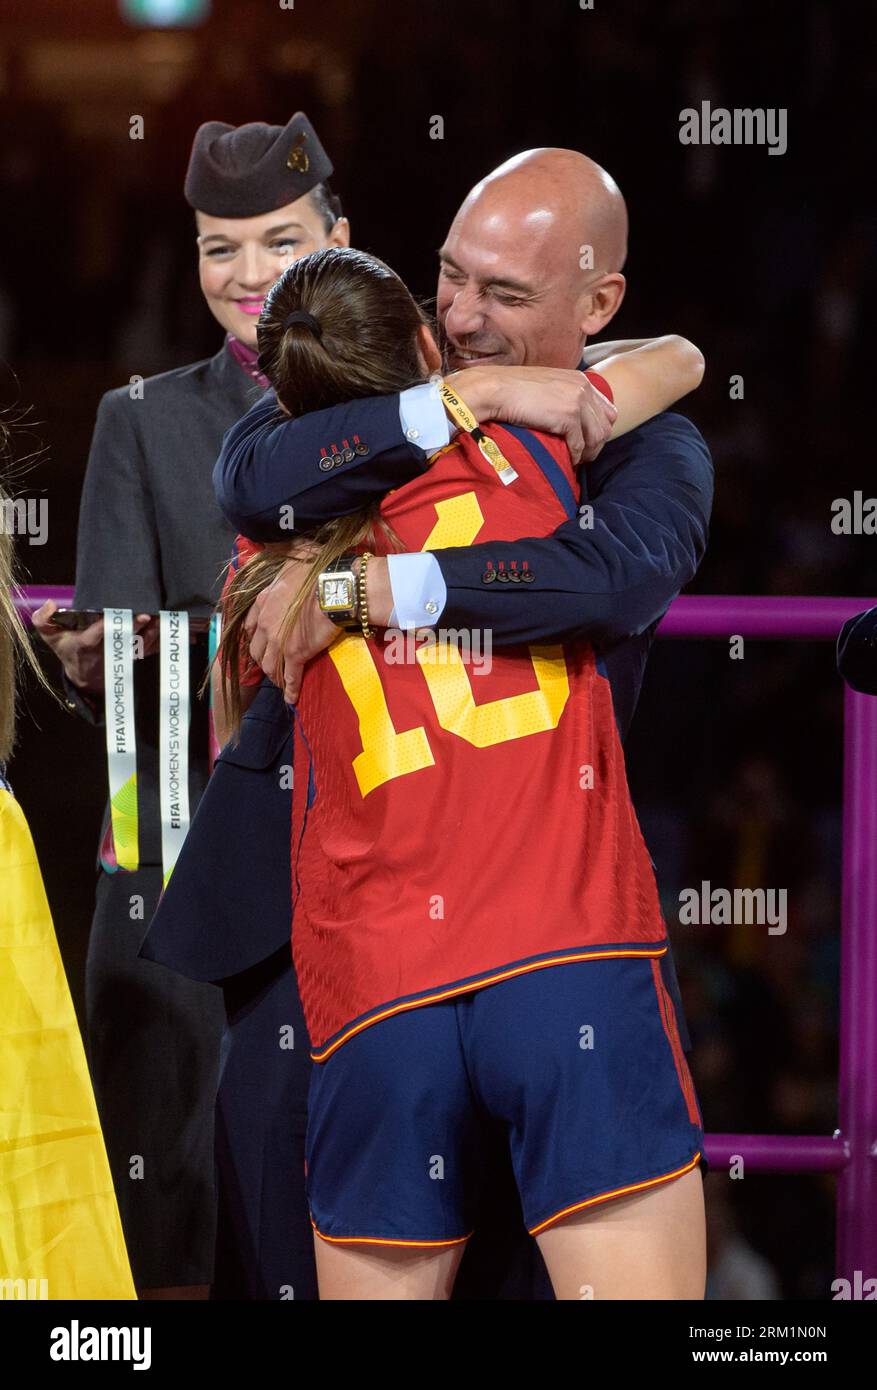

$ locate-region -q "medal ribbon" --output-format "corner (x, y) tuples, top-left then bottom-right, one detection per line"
(437, 379), (518, 485)
(159, 610), (190, 887)
(102, 608), (139, 872)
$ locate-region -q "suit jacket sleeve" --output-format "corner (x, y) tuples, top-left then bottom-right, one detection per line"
(60, 670), (104, 728)
(213, 391), (429, 539)
(436, 413), (714, 646)
(837, 606), (877, 694)
(64, 389), (163, 726)
(214, 393), (712, 649)
(74, 390), (163, 612)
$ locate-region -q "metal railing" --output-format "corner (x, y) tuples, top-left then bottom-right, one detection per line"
(17, 587), (877, 1283)
(660, 595), (877, 1285)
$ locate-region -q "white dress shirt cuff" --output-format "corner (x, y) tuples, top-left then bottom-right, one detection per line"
(398, 382), (451, 454)
(386, 553), (447, 629)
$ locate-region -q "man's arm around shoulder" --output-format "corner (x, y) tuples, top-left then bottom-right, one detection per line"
(213, 392), (429, 539)
(434, 411), (714, 647)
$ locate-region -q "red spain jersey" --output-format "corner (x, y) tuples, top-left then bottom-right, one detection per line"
(226, 408), (669, 1062)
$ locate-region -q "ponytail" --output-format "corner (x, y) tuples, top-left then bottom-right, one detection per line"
(210, 248), (429, 731)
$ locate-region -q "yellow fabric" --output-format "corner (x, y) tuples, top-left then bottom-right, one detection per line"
(0, 787), (135, 1299)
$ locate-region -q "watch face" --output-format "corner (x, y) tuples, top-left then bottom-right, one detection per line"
(321, 575), (354, 611)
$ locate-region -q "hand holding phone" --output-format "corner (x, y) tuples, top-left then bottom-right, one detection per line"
(31, 602), (158, 695)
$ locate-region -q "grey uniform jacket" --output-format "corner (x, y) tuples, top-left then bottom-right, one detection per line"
(68, 341), (263, 864)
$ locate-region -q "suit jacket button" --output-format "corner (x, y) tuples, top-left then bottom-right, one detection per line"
(497, 570), (510, 583)
(521, 571), (535, 583)
(355, 442), (369, 456)
(343, 447), (355, 463)
(508, 570), (521, 582)
(482, 570), (496, 583)
(332, 452), (344, 467)
(319, 457), (334, 471)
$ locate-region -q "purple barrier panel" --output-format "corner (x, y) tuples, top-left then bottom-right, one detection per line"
(704, 1134), (850, 1174)
(19, 589), (877, 639)
(15, 585), (74, 625)
(837, 686), (877, 1285)
(659, 594), (877, 641)
(14, 584), (877, 1283)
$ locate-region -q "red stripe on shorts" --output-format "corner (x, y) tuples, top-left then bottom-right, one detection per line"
(650, 958), (702, 1127)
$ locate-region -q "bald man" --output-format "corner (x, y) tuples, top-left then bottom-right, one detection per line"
(217, 149), (706, 698)
(174, 148), (713, 1299)
(441, 147), (629, 369)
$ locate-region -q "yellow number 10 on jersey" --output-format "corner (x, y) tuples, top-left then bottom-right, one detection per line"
(328, 490), (570, 797)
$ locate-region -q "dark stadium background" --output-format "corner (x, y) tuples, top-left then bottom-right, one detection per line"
(2, 0), (874, 1298)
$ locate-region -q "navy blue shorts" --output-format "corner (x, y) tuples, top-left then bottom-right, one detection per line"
(305, 954), (706, 1247)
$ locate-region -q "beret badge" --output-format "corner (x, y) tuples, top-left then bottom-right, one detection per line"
(287, 132), (310, 174)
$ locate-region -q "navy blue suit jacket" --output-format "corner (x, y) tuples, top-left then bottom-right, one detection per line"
(145, 389), (712, 1299)
(214, 394), (713, 742)
(142, 680), (295, 979)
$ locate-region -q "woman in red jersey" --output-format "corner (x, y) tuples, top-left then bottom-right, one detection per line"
(216, 247), (706, 1301)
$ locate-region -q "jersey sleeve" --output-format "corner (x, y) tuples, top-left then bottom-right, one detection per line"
(506, 370), (613, 492)
(583, 368), (614, 403)
(220, 535), (266, 688)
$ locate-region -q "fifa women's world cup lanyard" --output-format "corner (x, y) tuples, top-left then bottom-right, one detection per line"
(436, 377), (518, 485)
(101, 608), (193, 886)
(102, 609), (139, 871)
(158, 610), (191, 887)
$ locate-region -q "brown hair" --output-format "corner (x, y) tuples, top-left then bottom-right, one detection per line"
(0, 420), (55, 765)
(217, 247), (431, 732)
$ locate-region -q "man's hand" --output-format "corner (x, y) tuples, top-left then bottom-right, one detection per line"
(244, 550), (395, 702)
(244, 554), (339, 703)
(444, 364), (617, 465)
(32, 600), (159, 693)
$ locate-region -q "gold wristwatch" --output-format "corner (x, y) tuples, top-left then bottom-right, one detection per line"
(316, 554), (360, 632)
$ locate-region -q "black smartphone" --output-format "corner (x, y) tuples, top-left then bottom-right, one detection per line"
(49, 609), (103, 631)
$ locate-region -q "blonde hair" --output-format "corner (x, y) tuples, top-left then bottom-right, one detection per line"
(1, 422), (56, 764)
(215, 512), (402, 736)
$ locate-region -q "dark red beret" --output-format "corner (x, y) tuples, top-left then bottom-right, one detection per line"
(184, 111), (334, 217)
